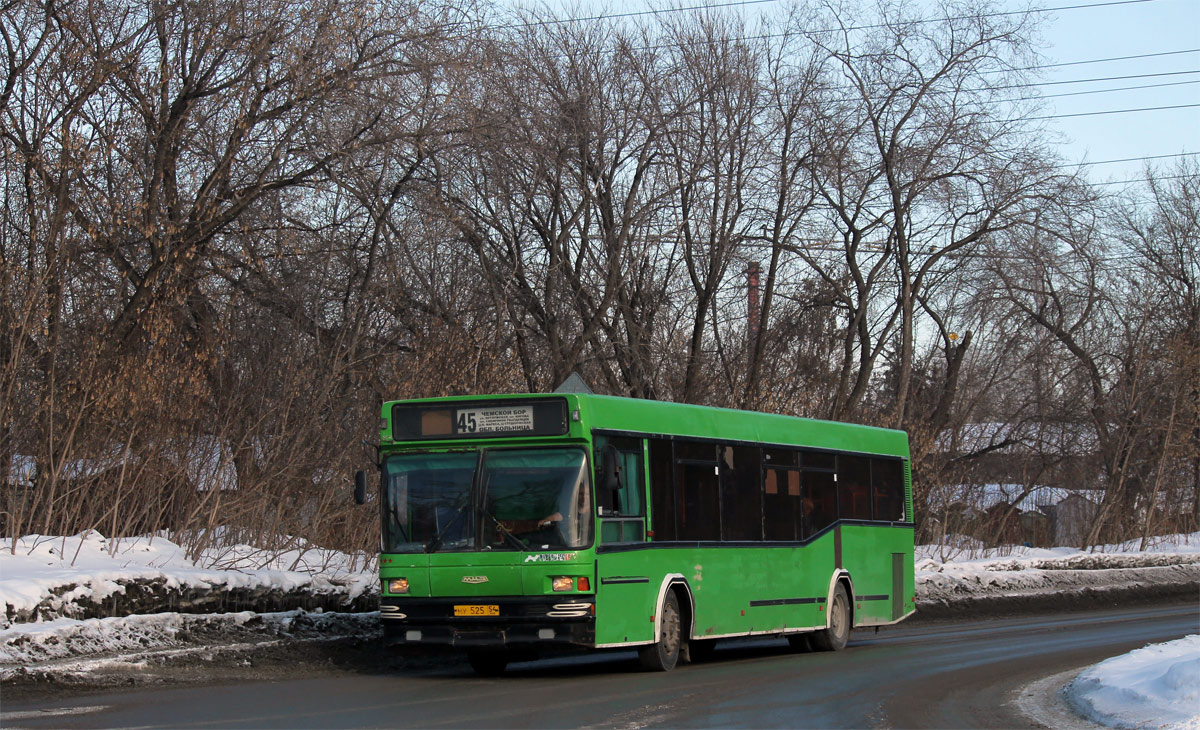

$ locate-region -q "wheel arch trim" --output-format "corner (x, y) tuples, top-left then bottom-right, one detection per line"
(653, 573), (692, 643)
(826, 569), (854, 629)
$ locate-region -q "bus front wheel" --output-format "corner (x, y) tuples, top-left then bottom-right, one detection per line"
(811, 582), (850, 652)
(639, 591), (681, 671)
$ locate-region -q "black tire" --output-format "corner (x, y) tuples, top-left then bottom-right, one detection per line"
(467, 649), (509, 677)
(686, 638), (717, 663)
(786, 633), (813, 652)
(811, 582), (850, 652)
(639, 591), (682, 671)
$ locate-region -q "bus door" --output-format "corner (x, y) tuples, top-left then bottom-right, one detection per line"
(594, 436), (646, 543)
(593, 435), (653, 646)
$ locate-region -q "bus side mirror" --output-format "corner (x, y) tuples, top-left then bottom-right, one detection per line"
(354, 470), (367, 505)
(602, 446), (622, 491)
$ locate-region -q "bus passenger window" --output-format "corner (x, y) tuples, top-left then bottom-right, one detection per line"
(595, 436), (645, 517)
(677, 459), (720, 541)
(803, 450), (835, 470)
(838, 455), (872, 520)
(804, 471), (836, 535)
(720, 444), (762, 541)
(763, 448), (798, 467)
(872, 458), (905, 522)
(764, 467), (799, 540)
(674, 440), (719, 541)
(648, 439), (676, 541)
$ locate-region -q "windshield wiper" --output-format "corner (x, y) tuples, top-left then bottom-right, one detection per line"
(424, 500), (470, 554)
(482, 508), (529, 551)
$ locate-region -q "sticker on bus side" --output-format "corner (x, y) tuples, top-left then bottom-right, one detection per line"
(524, 553), (579, 563)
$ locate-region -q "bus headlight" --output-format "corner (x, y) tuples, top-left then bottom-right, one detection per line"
(388, 578), (410, 594)
(551, 576), (591, 592)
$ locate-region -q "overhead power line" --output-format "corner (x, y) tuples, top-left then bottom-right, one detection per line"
(1030, 102), (1200, 120)
(1074, 151), (1199, 167)
(501, 0), (1162, 33)
(1033, 79), (1200, 101)
(1032, 47), (1200, 70)
(1092, 172), (1197, 185)
(496, 8), (1198, 108)
(1033, 69), (1200, 87)
(894, 69), (1200, 103)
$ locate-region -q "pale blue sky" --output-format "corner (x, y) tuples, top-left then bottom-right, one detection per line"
(526, 0), (1199, 186)
(1038, 0), (1198, 184)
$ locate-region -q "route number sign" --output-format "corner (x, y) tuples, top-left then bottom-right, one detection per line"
(455, 405), (534, 434)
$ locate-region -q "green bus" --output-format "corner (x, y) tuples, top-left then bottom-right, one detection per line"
(354, 393), (914, 675)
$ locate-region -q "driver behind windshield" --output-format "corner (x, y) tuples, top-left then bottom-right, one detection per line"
(484, 449), (591, 549)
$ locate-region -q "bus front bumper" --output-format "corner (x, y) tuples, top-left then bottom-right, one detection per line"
(379, 596), (596, 648)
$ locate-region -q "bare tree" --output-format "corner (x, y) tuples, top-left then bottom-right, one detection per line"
(1115, 161), (1200, 541)
(1, 0), (474, 549)
(986, 161), (1198, 547)
(434, 16), (676, 395)
(782, 0), (1076, 497)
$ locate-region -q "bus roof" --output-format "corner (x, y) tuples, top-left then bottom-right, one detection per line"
(381, 393), (909, 459)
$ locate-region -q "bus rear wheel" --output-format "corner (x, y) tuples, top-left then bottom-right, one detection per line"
(639, 591), (681, 671)
(467, 649), (509, 677)
(811, 583), (850, 652)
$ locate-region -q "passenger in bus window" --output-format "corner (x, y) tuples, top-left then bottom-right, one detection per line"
(800, 494), (815, 537)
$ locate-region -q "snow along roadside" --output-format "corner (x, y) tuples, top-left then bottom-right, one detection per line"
(0, 610), (379, 681)
(1, 532), (376, 629)
(914, 559), (1200, 619)
(1065, 635), (1200, 730)
(3, 532), (1199, 674)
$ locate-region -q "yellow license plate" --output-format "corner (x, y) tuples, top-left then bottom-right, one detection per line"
(454, 604), (499, 617)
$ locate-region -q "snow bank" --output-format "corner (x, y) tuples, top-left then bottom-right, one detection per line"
(915, 534), (1200, 614)
(1, 531), (377, 629)
(1067, 635), (1200, 730)
(3, 529), (1198, 689)
(917, 532), (1200, 564)
(1, 612), (245, 666)
(0, 609), (378, 674)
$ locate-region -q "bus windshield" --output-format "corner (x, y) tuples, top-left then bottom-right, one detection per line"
(382, 447), (592, 554)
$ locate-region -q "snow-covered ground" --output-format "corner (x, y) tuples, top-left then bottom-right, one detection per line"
(1, 531), (379, 668)
(1067, 634), (1200, 730)
(2, 530), (1198, 729)
(1, 531), (376, 630)
(915, 535), (1200, 615)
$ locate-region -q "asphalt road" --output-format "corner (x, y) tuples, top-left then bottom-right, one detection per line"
(3, 603), (1196, 729)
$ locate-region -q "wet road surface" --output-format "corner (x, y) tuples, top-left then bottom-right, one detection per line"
(3, 603), (1196, 729)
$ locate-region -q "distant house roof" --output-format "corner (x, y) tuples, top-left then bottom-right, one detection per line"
(928, 483), (1104, 513)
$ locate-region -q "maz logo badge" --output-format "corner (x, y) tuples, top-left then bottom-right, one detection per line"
(462, 576), (489, 584)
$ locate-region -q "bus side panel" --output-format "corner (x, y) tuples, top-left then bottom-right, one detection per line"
(690, 545), (755, 636)
(595, 550), (660, 646)
(597, 540), (840, 643)
(840, 524), (915, 625)
(706, 537), (834, 636)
